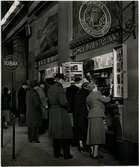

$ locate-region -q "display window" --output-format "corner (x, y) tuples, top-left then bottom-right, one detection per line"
(113, 45), (127, 98)
(91, 52), (113, 96)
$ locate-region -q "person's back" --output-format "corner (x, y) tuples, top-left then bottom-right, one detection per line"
(18, 83), (28, 126)
(2, 87), (11, 128)
(26, 85), (42, 143)
(2, 88), (11, 110)
(66, 84), (79, 112)
(87, 90), (110, 118)
(48, 74), (73, 159)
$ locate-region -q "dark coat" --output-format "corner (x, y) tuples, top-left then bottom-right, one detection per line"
(26, 88), (42, 127)
(66, 85), (79, 113)
(74, 88), (89, 141)
(2, 92), (11, 110)
(18, 87), (27, 115)
(48, 82), (73, 139)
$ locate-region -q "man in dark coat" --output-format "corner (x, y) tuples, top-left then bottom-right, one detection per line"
(66, 81), (79, 113)
(18, 83), (28, 126)
(74, 82), (90, 151)
(66, 81), (79, 145)
(2, 87), (11, 128)
(48, 74), (73, 159)
(26, 82), (42, 143)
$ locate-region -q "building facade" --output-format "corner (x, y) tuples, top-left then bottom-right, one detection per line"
(1, 1), (138, 162)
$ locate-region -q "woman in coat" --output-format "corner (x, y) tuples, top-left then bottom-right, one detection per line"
(48, 74), (73, 159)
(86, 82), (111, 159)
(26, 82), (42, 143)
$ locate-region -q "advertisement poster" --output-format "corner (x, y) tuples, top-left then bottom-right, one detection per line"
(62, 62), (83, 87)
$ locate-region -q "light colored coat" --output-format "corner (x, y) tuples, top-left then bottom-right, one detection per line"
(86, 90), (110, 118)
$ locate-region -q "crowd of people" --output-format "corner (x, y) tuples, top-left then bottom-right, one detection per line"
(1, 73), (122, 160)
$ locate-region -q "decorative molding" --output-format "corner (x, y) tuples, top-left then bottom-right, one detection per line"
(79, 1), (111, 38)
(70, 27), (120, 49)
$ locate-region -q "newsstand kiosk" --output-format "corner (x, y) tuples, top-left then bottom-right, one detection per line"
(83, 45), (127, 152)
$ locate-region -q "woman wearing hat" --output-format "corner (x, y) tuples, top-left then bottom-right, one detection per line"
(86, 82), (111, 159)
(47, 74), (73, 159)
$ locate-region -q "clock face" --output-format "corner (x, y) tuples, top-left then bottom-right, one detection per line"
(79, 2), (111, 38)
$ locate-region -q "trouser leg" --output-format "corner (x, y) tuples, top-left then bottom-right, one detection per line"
(28, 127), (32, 141)
(53, 139), (61, 158)
(62, 139), (71, 158)
(32, 127), (39, 141)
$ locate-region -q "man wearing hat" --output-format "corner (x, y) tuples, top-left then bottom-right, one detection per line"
(48, 73), (73, 159)
(26, 81), (42, 143)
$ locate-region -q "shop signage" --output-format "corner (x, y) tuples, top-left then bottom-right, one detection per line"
(73, 32), (119, 56)
(79, 1), (111, 37)
(3, 55), (19, 71)
(38, 55), (58, 67)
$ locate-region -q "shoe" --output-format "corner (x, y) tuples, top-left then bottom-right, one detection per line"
(64, 154), (73, 159)
(93, 155), (103, 159)
(28, 140), (32, 143)
(32, 140), (40, 143)
(54, 153), (63, 158)
(59, 153), (63, 157)
(90, 151), (94, 158)
(78, 146), (85, 152)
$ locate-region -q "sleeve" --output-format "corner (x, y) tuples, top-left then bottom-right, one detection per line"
(98, 91), (111, 103)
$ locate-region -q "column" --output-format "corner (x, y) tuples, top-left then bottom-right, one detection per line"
(58, 2), (73, 64)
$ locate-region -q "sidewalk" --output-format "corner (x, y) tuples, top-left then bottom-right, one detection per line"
(1, 124), (121, 166)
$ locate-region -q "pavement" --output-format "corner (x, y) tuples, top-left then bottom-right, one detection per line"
(1, 123), (121, 166)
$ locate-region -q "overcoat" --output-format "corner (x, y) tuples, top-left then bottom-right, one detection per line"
(74, 88), (89, 141)
(26, 88), (42, 127)
(86, 90), (110, 145)
(18, 87), (27, 116)
(48, 82), (73, 139)
(66, 85), (79, 113)
(86, 91), (110, 118)
(35, 87), (48, 119)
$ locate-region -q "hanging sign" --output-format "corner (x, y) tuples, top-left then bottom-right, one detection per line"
(3, 55), (19, 71)
(79, 1), (111, 38)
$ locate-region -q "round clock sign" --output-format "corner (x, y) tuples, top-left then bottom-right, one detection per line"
(79, 1), (111, 38)
(3, 55), (19, 71)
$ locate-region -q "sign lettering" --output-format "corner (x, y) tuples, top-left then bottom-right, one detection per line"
(72, 32), (119, 56)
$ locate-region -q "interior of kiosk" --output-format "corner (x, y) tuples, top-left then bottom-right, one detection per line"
(91, 52), (113, 96)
